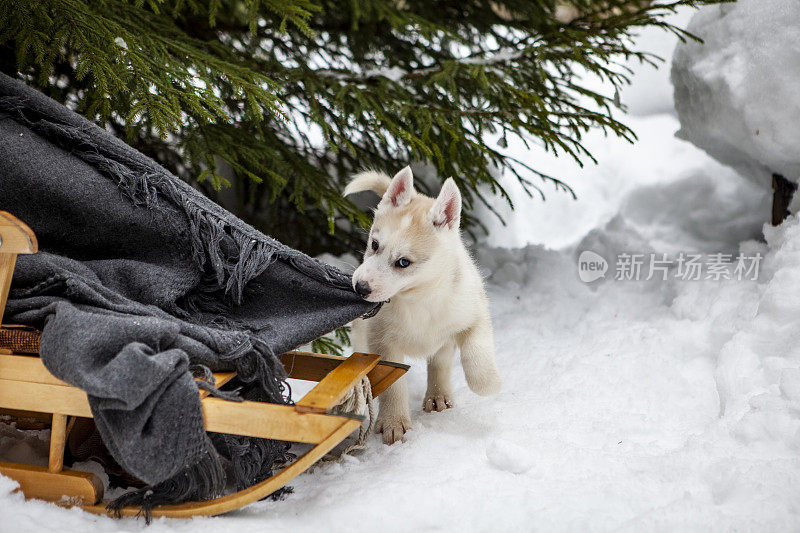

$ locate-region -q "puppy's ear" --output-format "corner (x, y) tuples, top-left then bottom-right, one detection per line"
(430, 178), (461, 230)
(380, 166), (415, 208)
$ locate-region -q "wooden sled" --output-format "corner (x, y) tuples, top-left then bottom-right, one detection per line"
(0, 211), (406, 518)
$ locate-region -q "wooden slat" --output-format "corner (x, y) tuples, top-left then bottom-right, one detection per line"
(48, 414), (67, 473)
(0, 351), (409, 400)
(0, 377), (359, 444)
(0, 212), (38, 254)
(0, 254), (17, 324)
(0, 462), (103, 505)
(0, 350), (406, 443)
(369, 364), (409, 398)
(198, 372), (236, 398)
(280, 350), (346, 380)
(295, 352), (381, 414)
(201, 397), (360, 443)
(0, 212), (36, 322)
(280, 351), (409, 398)
(0, 355), (239, 395)
(0, 378), (93, 417)
(0, 350), (408, 402)
(0, 354), (70, 386)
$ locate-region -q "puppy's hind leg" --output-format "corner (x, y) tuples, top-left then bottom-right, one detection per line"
(424, 341), (456, 412)
(457, 318), (502, 396)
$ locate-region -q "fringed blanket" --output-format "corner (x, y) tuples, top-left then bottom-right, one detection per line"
(0, 72), (376, 515)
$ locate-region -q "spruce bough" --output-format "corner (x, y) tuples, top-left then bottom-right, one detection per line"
(0, 0), (727, 253)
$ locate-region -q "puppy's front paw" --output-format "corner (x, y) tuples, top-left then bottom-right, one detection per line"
(423, 393), (453, 413)
(375, 416), (411, 445)
(468, 367), (503, 396)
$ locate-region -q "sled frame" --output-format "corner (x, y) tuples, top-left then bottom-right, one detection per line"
(0, 211), (406, 518)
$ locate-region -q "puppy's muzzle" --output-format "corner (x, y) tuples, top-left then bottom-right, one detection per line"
(354, 280), (372, 298)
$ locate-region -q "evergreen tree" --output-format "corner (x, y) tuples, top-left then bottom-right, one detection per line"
(1, 0), (724, 255)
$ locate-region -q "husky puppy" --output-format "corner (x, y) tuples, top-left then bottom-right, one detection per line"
(344, 166), (502, 445)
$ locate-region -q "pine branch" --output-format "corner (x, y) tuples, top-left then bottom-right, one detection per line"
(0, 0), (730, 261)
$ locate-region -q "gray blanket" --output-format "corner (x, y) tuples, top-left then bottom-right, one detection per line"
(0, 72), (376, 515)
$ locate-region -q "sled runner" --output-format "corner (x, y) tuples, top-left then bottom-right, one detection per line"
(0, 211), (407, 518)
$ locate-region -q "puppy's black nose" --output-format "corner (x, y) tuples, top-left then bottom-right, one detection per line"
(354, 280), (371, 298)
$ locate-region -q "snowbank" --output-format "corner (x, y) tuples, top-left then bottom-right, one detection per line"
(672, 0), (800, 187)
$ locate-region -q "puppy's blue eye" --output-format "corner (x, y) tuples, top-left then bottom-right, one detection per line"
(395, 258), (411, 268)
(371, 239), (379, 251)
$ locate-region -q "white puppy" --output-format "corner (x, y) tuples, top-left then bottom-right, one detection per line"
(344, 166), (502, 445)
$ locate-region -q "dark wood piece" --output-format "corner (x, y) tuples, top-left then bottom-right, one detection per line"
(772, 173), (797, 226)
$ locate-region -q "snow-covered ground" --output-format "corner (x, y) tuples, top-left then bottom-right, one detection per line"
(3, 6), (800, 532)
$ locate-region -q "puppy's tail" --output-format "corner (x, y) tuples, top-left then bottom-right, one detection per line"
(343, 170), (391, 197)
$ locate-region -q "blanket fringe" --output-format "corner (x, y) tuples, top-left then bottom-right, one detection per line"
(209, 340), (293, 488)
(0, 94), (359, 316)
(107, 440), (225, 524)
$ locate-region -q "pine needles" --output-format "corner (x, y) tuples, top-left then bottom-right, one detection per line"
(0, 0), (728, 253)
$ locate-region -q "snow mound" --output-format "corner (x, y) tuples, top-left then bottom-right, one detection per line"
(486, 438), (536, 475)
(672, 0), (800, 186)
(620, 168), (768, 255)
(715, 218), (800, 449)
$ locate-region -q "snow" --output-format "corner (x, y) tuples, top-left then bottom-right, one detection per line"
(4, 6), (800, 531)
(0, 423), (48, 468)
(485, 438), (535, 475)
(476, 113), (768, 251)
(671, 0), (800, 187)
(363, 66), (407, 82)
